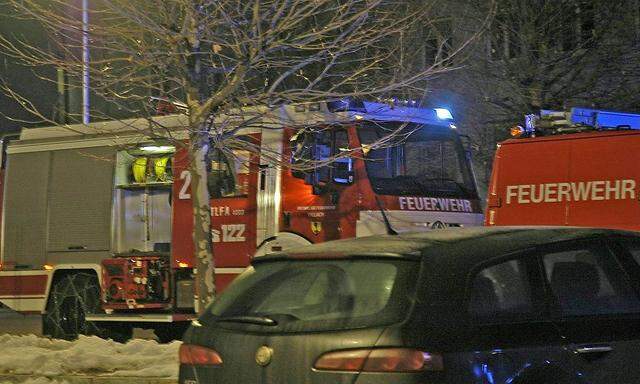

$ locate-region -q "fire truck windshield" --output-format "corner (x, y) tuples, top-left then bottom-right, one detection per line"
(357, 122), (477, 198)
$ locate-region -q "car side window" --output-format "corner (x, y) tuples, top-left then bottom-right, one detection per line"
(620, 240), (640, 266)
(542, 244), (640, 317)
(469, 259), (534, 320)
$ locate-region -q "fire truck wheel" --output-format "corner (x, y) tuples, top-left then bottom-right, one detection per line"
(100, 324), (133, 344)
(154, 323), (189, 343)
(44, 272), (104, 340)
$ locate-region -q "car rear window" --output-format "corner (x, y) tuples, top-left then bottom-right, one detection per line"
(469, 258), (535, 321)
(204, 259), (419, 332)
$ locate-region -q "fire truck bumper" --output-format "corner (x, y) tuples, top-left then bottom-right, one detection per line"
(356, 210), (484, 237)
(85, 313), (195, 323)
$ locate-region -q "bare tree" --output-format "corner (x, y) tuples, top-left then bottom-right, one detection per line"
(0, 0), (490, 312)
(433, 0), (640, 195)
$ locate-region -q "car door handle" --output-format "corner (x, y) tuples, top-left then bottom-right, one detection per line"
(574, 345), (613, 354)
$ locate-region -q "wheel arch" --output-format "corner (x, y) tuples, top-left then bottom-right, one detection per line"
(45, 264), (102, 310)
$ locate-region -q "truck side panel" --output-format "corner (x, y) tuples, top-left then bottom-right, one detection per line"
(567, 135), (640, 229)
(487, 139), (571, 226)
(487, 132), (640, 231)
(2, 151), (50, 268)
(47, 148), (115, 254)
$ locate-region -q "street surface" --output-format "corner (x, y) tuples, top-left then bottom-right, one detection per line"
(0, 306), (158, 340)
(0, 307), (41, 336)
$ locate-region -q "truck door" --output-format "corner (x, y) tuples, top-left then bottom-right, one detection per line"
(172, 135), (261, 292)
(281, 127), (359, 242)
(209, 135), (261, 289)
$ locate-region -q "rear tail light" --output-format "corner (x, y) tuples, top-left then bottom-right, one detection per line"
(179, 344), (223, 366)
(314, 348), (443, 373)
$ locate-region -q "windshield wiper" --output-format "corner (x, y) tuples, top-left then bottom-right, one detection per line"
(214, 315), (278, 326)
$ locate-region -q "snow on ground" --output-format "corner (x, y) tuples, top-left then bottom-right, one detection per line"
(1, 378), (71, 384)
(0, 334), (181, 379)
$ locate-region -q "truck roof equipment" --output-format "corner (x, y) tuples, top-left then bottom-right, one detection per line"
(512, 107), (640, 137)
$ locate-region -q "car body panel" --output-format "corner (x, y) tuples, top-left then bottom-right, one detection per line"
(180, 325), (390, 384)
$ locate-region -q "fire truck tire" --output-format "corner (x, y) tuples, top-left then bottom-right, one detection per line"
(101, 323), (133, 344)
(43, 273), (115, 341)
(154, 323), (189, 343)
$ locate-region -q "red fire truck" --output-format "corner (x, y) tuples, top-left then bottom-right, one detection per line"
(486, 107), (640, 230)
(0, 100), (482, 341)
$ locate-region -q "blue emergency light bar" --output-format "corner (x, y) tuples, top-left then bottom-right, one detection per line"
(326, 98), (454, 127)
(520, 107), (640, 138)
(569, 108), (640, 130)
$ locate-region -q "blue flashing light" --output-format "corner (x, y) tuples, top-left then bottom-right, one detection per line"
(334, 101), (455, 127)
(570, 107), (640, 130)
(434, 108), (453, 120)
(524, 114), (537, 134)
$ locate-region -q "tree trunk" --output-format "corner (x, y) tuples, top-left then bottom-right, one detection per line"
(189, 130), (215, 314)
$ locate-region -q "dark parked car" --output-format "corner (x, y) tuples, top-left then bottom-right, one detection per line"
(179, 227), (640, 383)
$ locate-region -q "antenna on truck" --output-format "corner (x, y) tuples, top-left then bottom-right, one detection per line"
(375, 196), (398, 236)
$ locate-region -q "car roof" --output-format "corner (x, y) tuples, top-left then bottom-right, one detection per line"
(256, 226), (640, 266)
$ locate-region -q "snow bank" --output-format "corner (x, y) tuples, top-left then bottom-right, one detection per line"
(0, 334), (180, 378)
(1, 378), (70, 384)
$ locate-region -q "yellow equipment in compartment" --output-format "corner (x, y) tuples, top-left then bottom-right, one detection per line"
(132, 157), (148, 183)
(154, 157), (171, 182)
(131, 156), (171, 184)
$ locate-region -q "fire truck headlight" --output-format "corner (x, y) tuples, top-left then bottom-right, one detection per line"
(434, 108), (453, 120)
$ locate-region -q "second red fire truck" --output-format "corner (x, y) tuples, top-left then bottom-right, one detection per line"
(0, 100), (482, 341)
(486, 107), (640, 230)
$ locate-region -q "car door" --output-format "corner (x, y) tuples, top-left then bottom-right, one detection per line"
(539, 239), (640, 384)
(456, 255), (576, 384)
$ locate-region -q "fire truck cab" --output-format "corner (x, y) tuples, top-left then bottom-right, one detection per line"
(0, 100), (482, 341)
(486, 107), (640, 230)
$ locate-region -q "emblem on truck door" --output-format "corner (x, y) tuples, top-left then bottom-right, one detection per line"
(431, 221), (447, 229)
(311, 221), (322, 235)
(255, 346), (273, 366)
